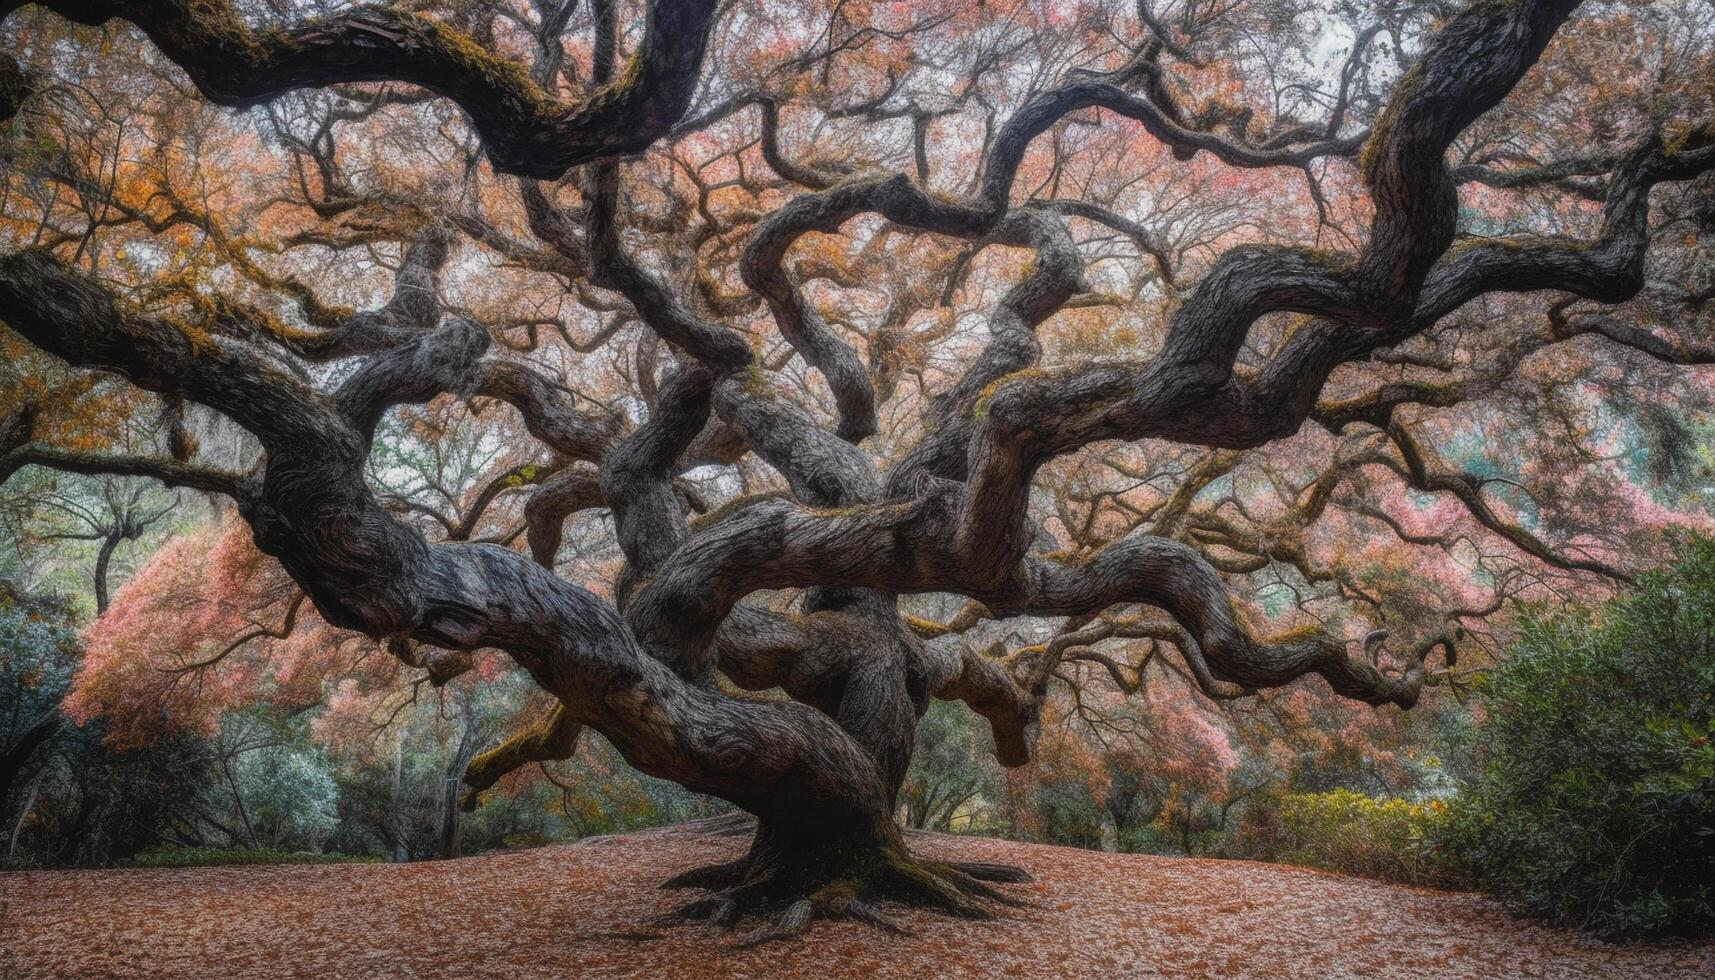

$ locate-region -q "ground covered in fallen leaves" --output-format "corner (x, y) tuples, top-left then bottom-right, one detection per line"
(3, 820), (1710, 979)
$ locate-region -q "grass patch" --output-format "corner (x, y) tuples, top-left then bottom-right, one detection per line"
(120, 847), (379, 868)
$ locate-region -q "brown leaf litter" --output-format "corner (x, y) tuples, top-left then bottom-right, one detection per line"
(2, 822), (1709, 979)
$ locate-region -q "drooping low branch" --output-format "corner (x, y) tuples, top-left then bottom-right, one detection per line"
(1368, 424), (1633, 582)
(1012, 534), (1433, 707)
(622, 483), (1440, 709)
(0, 442), (244, 497)
(924, 639), (1040, 767)
(1557, 312), (1715, 365)
(461, 703), (582, 810)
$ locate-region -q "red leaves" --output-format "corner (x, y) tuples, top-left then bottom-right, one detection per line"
(71, 511), (373, 748)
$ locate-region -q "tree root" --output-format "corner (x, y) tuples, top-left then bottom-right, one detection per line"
(942, 860), (1033, 883)
(658, 843), (1029, 945)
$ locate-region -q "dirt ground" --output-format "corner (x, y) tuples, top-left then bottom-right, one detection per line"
(2, 821), (1710, 979)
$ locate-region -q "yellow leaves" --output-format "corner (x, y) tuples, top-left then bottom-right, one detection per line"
(502, 464), (542, 490)
(1045, 306), (1143, 362)
(112, 173), (155, 211)
(0, 337), (148, 453)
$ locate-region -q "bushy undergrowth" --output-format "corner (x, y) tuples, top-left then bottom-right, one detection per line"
(1439, 537), (1715, 940)
(1233, 788), (1460, 886)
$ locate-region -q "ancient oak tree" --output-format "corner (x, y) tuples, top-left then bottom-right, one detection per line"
(3, 0), (1713, 942)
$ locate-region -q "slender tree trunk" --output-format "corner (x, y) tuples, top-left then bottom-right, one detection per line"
(7, 767), (44, 861)
(437, 778), (461, 860)
(92, 530), (120, 614)
(221, 756), (258, 849)
(389, 733), (407, 863)
(437, 722), (479, 859)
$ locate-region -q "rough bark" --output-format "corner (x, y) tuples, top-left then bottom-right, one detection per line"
(4, 0), (721, 178)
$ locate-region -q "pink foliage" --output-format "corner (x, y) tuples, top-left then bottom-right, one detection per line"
(67, 510), (376, 747)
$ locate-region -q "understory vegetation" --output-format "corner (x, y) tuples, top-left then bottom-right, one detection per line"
(1440, 537), (1715, 939)
(120, 846), (379, 868)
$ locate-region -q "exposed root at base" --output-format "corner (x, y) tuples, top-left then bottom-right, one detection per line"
(943, 860), (1033, 883)
(734, 893), (902, 947)
(662, 856), (1033, 891)
(658, 846), (1031, 945)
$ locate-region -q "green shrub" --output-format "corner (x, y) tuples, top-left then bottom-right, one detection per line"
(1234, 787), (1458, 885)
(1442, 536), (1715, 940)
(120, 847), (378, 868)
